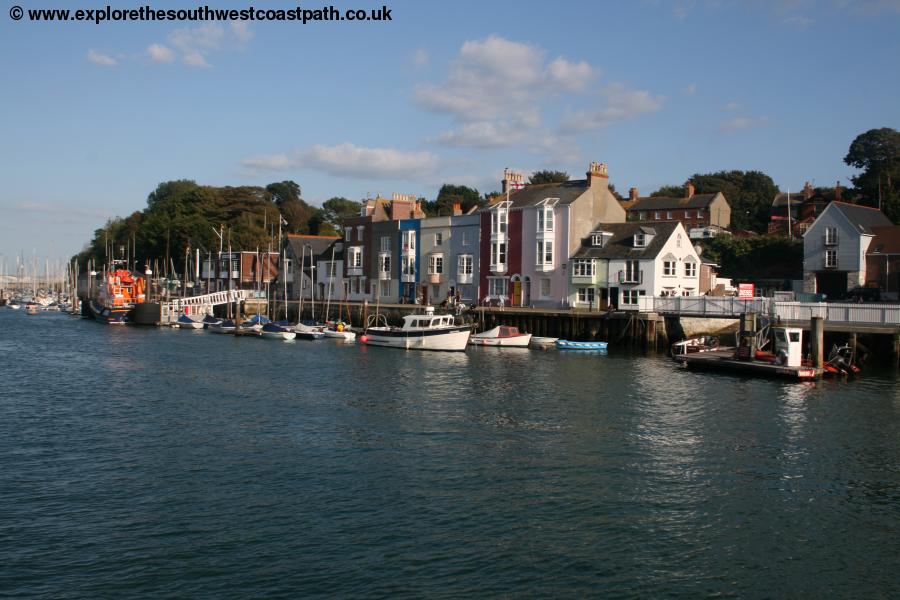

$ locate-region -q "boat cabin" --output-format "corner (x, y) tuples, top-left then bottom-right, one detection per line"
(772, 327), (803, 367)
(401, 313), (457, 330)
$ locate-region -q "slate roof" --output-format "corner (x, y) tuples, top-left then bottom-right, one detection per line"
(286, 235), (340, 262)
(482, 179), (590, 211)
(831, 201), (892, 234)
(624, 193), (721, 212)
(572, 221), (680, 260)
(868, 226), (900, 254)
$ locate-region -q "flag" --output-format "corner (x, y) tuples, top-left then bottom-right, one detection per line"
(280, 216), (288, 226)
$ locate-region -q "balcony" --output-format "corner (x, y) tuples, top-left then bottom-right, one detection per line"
(427, 273), (442, 284)
(347, 267), (363, 277)
(490, 263), (507, 274)
(378, 270), (391, 281)
(457, 272), (473, 285)
(618, 270), (643, 284)
(401, 273), (416, 283)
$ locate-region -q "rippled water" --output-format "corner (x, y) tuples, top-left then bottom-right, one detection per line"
(2, 310), (900, 598)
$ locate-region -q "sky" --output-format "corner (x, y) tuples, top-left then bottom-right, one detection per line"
(1, 0), (899, 267)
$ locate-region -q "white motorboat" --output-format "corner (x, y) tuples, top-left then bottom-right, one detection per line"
(176, 314), (204, 329)
(530, 336), (559, 347)
(208, 319), (237, 334)
(323, 321), (356, 341)
(361, 307), (470, 351)
(261, 322), (297, 341)
(470, 325), (532, 347)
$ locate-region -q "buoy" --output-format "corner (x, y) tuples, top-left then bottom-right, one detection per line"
(360, 335), (368, 342)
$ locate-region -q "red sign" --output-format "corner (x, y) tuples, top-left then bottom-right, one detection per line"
(738, 283), (755, 299)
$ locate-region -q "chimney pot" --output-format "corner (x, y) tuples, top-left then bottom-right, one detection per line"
(685, 181), (695, 199)
(452, 202), (462, 216)
(834, 181), (842, 202)
(629, 187), (639, 202)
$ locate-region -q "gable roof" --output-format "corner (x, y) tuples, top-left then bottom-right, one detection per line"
(572, 221), (681, 260)
(830, 201), (892, 235)
(868, 226), (900, 254)
(625, 193), (722, 212)
(482, 179), (590, 211)
(286, 234), (340, 262)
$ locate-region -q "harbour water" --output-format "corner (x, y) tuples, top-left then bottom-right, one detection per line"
(2, 311), (900, 598)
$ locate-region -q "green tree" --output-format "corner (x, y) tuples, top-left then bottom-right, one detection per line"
(844, 127), (900, 222)
(529, 170), (569, 185)
(422, 184), (484, 216)
(265, 181), (302, 207)
(321, 197), (361, 232)
(650, 185), (684, 197)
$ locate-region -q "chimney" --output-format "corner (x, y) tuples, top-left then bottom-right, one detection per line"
(587, 161), (609, 190)
(452, 202), (462, 216)
(629, 187), (639, 202)
(414, 201), (422, 216)
(684, 181), (695, 199)
(802, 181), (814, 200)
(834, 181), (842, 202)
(502, 168), (524, 195)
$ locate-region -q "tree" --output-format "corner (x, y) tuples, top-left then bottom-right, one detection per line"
(422, 184), (483, 216)
(844, 128), (900, 222)
(265, 181), (302, 207)
(529, 170), (569, 185)
(650, 185), (684, 197)
(321, 197), (361, 232)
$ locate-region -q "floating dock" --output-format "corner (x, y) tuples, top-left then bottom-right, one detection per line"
(674, 349), (822, 380)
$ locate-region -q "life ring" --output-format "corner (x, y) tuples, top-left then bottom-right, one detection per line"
(336, 323), (344, 332)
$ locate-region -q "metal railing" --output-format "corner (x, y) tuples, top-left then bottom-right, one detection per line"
(637, 295), (900, 327)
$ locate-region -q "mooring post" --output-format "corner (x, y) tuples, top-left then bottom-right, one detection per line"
(892, 333), (900, 368)
(811, 316), (824, 369)
(849, 332), (857, 358)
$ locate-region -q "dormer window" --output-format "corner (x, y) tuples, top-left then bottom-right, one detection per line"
(591, 231), (613, 248)
(634, 233), (646, 247)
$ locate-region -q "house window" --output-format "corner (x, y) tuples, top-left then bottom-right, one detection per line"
(536, 240), (553, 267)
(591, 234), (603, 247)
(663, 260), (676, 276)
(666, 211), (673, 220)
(623, 260), (640, 283)
(697, 210), (703, 219)
(429, 254), (443, 274)
(462, 230), (470, 246)
(403, 230), (415, 252)
(573, 259), (595, 277)
(685, 262), (697, 277)
(402, 256), (415, 276)
(458, 254), (473, 275)
(347, 247), (363, 269)
(492, 208), (508, 235)
(491, 242), (506, 270)
(825, 249), (838, 268)
(378, 254), (391, 275)
(825, 226), (838, 245)
(676, 234), (682, 248)
(685, 211), (691, 219)
(381, 282), (390, 297)
(537, 207), (554, 232)
(380, 236), (390, 252)
(356, 226), (364, 242)
(435, 232), (443, 246)
(639, 212), (645, 221)
(541, 278), (551, 298)
(344, 228), (351, 241)
(488, 277), (508, 297)
(634, 233), (646, 247)
(327, 261), (337, 277)
(622, 289), (646, 305)
(654, 211), (661, 220)
(577, 287), (595, 304)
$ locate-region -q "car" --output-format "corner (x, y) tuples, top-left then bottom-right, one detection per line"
(840, 286), (881, 303)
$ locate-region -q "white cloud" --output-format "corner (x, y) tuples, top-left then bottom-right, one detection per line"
(719, 115), (770, 133)
(183, 51), (211, 68)
(242, 143), (440, 181)
(682, 83), (697, 95)
(87, 50), (117, 67)
(231, 21), (254, 45)
(546, 57), (596, 92)
(560, 83), (664, 133)
(146, 43), (175, 64)
(436, 121), (532, 148)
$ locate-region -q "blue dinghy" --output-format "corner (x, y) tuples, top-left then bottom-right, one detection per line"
(555, 340), (608, 351)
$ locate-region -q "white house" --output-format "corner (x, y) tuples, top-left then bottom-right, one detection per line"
(570, 221), (700, 310)
(802, 201), (892, 298)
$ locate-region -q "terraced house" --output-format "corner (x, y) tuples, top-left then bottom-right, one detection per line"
(480, 162), (626, 307)
(621, 182), (731, 238)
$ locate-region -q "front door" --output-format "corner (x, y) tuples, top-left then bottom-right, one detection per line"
(609, 287), (619, 309)
(512, 280), (521, 306)
(523, 278), (531, 306)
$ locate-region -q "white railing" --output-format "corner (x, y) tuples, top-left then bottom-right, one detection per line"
(638, 296), (770, 316)
(159, 289), (253, 323)
(637, 295), (900, 327)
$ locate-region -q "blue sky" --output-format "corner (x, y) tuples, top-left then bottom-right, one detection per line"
(1, 0), (899, 266)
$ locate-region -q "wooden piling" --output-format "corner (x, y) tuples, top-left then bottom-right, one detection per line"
(810, 316), (825, 369)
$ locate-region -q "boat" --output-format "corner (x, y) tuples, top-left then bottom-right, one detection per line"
(25, 302), (40, 315)
(823, 343), (861, 377)
(202, 315), (223, 329)
(176, 314), (204, 329)
(208, 319), (237, 334)
(7, 301), (21, 310)
(323, 320), (356, 341)
(293, 321), (326, 339)
(555, 340), (608, 351)
(89, 263), (146, 324)
(261, 322), (297, 341)
(530, 336), (558, 347)
(470, 325), (532, 347)
(670, 335), (720, 356)
(238, 314), (270, 334)
(361, 307), (470, 351)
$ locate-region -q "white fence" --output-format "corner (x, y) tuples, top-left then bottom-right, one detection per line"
(160, 289), (253, 324)
(638, 296), (900, 327)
